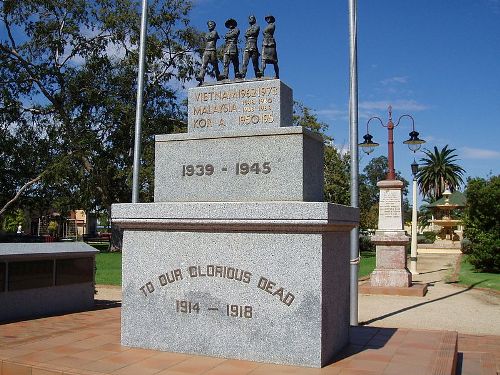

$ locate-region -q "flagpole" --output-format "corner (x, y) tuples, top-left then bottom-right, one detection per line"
(132, 0), (148, 203)
(348, 0), (360, 326)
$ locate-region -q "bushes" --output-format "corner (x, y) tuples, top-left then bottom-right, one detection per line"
(463, 175), (500, 273)
(417, 231), (437, 244)
(465, 232), (500, 272)
(460, 238), (473, 254)
(359, 235), (375, 253)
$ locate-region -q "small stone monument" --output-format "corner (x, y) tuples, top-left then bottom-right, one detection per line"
(371, 180), (411, 287)
(113, 79), (358, 365)
(361, 180), (427, 296)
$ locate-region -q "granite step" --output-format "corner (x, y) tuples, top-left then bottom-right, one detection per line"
(456, 351), (497, 375)
(458, 333), (500, 374)
(429, 330), (458, 375)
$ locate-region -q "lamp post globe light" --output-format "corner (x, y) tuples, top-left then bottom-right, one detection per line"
(359, 105), (425, 179)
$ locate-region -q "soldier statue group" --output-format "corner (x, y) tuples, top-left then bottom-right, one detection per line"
(196, 15), (279, 85)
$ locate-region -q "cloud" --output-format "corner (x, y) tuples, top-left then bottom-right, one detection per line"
(316, 108), (348, 121)
(380, 76), (408, 85)
(461, 147), (500, 159)
(334, 142), (350, 156)
(359, 99), (429, 113)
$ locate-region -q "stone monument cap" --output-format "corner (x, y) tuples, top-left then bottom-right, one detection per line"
(188, 79), (293, 133)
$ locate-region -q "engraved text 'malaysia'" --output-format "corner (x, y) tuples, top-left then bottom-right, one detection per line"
(193, 103), (237, 115)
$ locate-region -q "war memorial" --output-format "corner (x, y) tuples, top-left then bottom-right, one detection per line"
(1, 12), (498, 375)
(112, 15), (359, 368)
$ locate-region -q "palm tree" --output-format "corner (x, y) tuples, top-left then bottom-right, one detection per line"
(417, 145), (465, 201)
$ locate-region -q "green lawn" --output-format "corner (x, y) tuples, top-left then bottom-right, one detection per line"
(459, 256), (500, 291)
(95, 252), (122, 285)
(358, 251), (376, 278)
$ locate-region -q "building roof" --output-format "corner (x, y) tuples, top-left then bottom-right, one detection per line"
(427, 191), (467, 208)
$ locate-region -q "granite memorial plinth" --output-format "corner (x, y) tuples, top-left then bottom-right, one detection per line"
(112, 202), (357, 367)
(113, 78), (359, 367)
(154, 127), (323, 202)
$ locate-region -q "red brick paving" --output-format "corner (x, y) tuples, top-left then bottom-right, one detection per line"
(1, 307), (499, 375)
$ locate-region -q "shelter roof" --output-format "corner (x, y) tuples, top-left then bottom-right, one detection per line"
(427, 191), (467, 208)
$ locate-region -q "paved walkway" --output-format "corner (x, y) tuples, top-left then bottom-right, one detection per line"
(359, 253), (500, 335)
(0, 308), (464, 375)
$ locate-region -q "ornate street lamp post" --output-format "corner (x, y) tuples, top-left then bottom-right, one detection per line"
(359, 105), (425, 178)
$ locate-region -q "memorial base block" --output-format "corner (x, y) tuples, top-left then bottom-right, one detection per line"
(370, 230), (411, 288)
(370, 268), (412, 288)
(359, 282), (428, 296)
(112, 202), (358, 368)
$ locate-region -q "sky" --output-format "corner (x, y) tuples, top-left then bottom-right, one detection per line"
(187, 0), (500, 188)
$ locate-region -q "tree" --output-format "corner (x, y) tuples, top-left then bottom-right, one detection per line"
(462, 175), (500, 272)
(417, 145), (465, 201)
(324, 145), (350, 205)
(0, 0), (202, 219)
(1, 208), (25, 232)
(293, 101), (330, 141)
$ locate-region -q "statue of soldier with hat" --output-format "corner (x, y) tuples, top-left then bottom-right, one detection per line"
(196, 20), (221, 85)
(241, 15), (262, 79)
(220, 18), (242, 80)
(261, 15), (279, 79)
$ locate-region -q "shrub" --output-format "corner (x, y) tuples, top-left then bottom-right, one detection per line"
(463, 175), (500, 272)
(47, 221), (58, 236)
(422, 231), (437, 243)
(461, 238), (473, 254)
(417, 234), (433, 244)
(359, 235), (375, 253)
(466, 232), (500, 273)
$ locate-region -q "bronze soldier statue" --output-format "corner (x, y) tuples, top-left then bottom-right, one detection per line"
(261, 15), (279, 79)
(241, 15), (262, 79)
(220, 18), (242, 80)
(196, 20), (221, 85)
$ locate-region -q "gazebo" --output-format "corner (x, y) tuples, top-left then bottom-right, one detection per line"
(428, 189), (466, 242)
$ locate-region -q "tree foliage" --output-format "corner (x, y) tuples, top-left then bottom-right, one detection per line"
(293, 101), (330, 141)
(0, 0), (202, 218)
(1, 208), (25, 232)
(324, 145), (350, 205)
(417, 145), (465, 201)
(462, 175), (500, 272)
